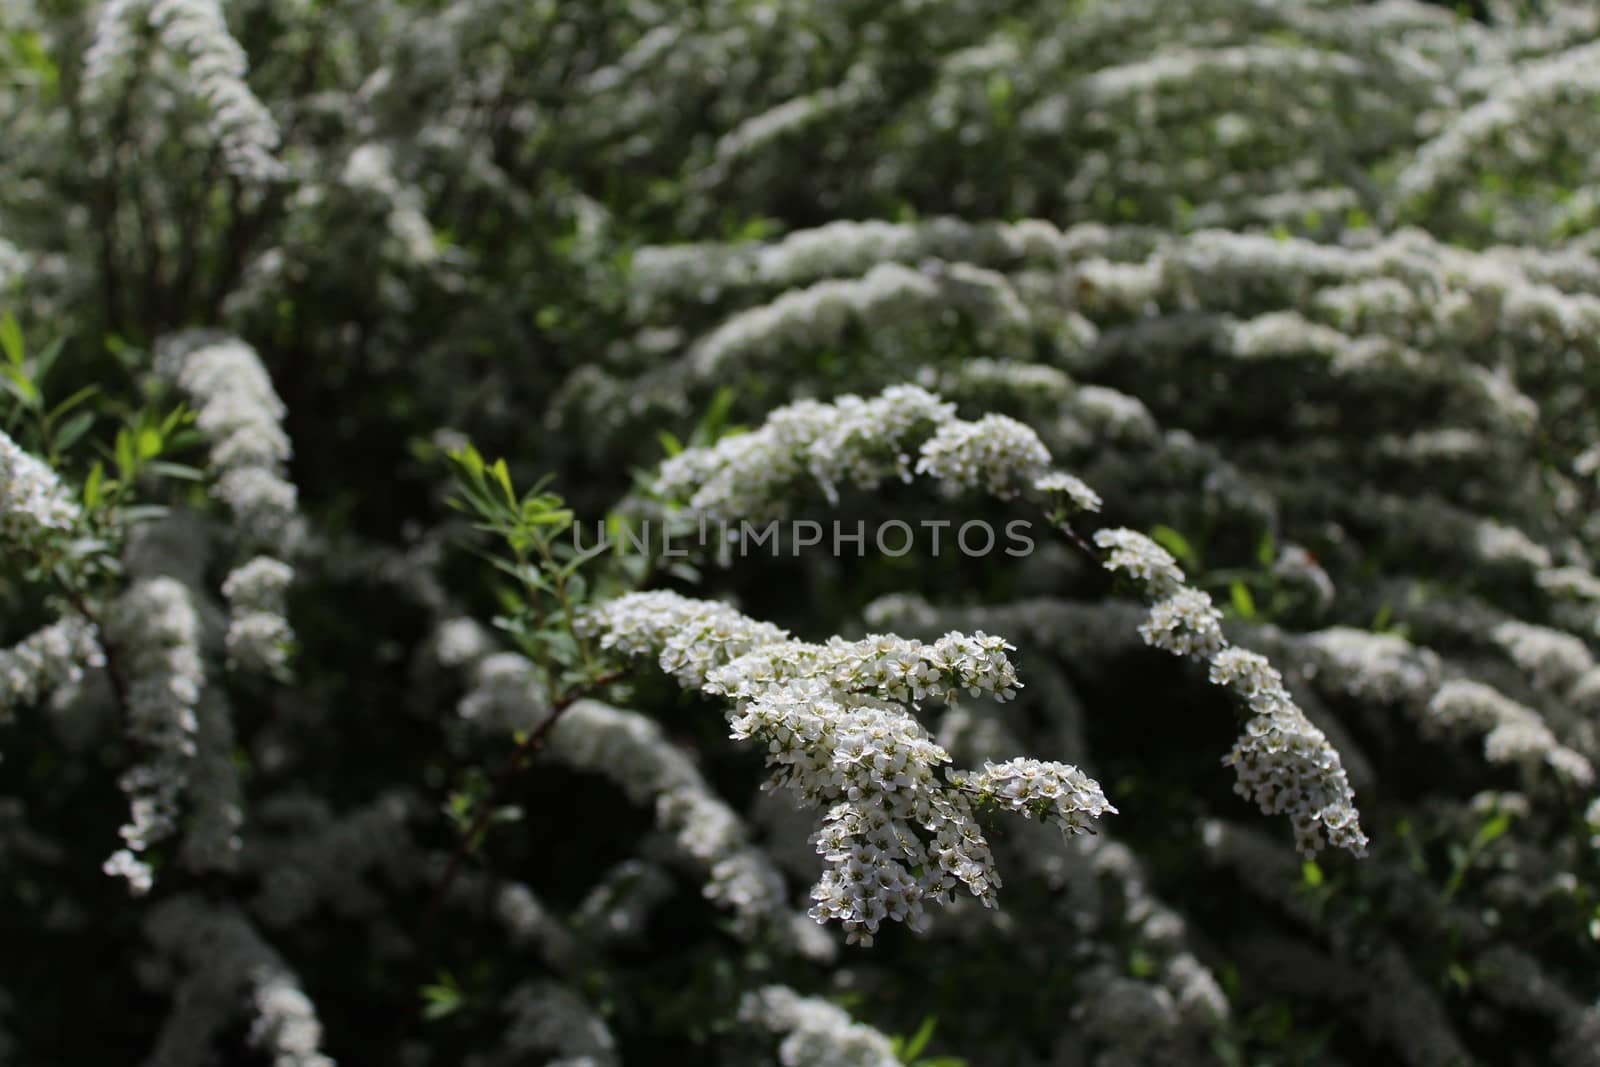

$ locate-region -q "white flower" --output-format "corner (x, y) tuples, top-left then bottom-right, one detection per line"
(0, 428), (80, 547)
(740, 985), (899, 1067)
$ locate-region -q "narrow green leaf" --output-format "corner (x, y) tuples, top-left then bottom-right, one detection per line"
(0, 313), (23, 367)
(48, 384), (99, 422)
(53, 411), (95, 453)
(114, 428), (136, 476)
(491, 457), (515, 505)
(83, 461), (104, 508)
(895, 1015), (940, 1058)
(146, 460), (207, 482)
(32, 336), (64, 384)
(1255, 529), (1276, 568)
(1230, 581), (1257, 620)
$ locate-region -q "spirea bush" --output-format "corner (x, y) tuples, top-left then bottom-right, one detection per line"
(2, 0), (1599, 1063)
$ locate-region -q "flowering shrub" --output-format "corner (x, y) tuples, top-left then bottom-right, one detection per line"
(2, 0), (1599, 1063)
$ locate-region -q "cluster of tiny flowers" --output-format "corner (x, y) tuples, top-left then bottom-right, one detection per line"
(148, 0), (285, 181)
(1034, 470), (1104, 512)
(0, 617), (104, 720)
(1208, 649), (1368, 857)
(954, 757), (1117, 835)
(738, 985), (899, 1067)
(584, 590), (1112, 944)
(0, 428), (80, 549)
(104, 577), (205, 893)
(655, 385), (955, 520)
(913, 413), (1053, 499)
(1491, 620), (1595, 691)
(1137, 588), (1226, 659)
(656, 384), (1097, 523)
(579, 589), (789, 689)
(341, 144), (439, 265)
(248, 970), (335, 1067)
(142, 897), (334, 1067)
(458, 652), (546, 733)
(1303, 628), (1441, 706)
(1088, 525), (1367, 856)
(156, 332), (298, 555)
(1427, 679), (1594, 785)
(1093, 528), (1186, 598)
(221, 556), (294, 677)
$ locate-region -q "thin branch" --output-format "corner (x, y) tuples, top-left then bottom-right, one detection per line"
(426, 668), (626, 918)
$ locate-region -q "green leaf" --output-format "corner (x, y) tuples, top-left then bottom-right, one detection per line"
(658, 430), (683, 457)
(419, 982), (462, 1021)
(490, 457), (515, 505)
(53, 411), (95, 453)
(1, 363), (39, 408)
(1230, 581), (1257, 620)
(48, 384), (99, 422)
(1255, 529), (1276, 568)
(32, 336), (64, 384)
(114, 428), (136, 476)
(136, 426), (163, 460)
(1149, 524), (1198, 569)
(1474, 811), (1512, 850)
(83, 461), (104, 509)
(146, 460), (207, 482)
(0, 312), (23, 368)
(1301, 860), (1324, 888)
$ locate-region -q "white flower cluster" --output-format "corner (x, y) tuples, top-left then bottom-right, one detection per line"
(148, 0), (285, 181)
(221, 556), (294, 678)
(1033, 470), (1103, 512)
(341, 144), (439, 265)
(1136, 588), (1225, 659)
(0, 427), (80, 549)
(630, 218), (1141, 303)
(657, 384), (1095, 522)
(157, 332), (298, 555)
(1090, 526), (1366, 855)
(914, 413), (1053, 498)
(549, 699), (819, 950)
(657, 384), (954, 518)
(249, 971), (336, 1067)
(583, 590), (1111, 944)
(1207, 648), (1368, 857)
(159, 332), (298, 686)
(738, 985), (899, 1067)
(0, 617), (104, 721)
(1304, 627), (1441, 706)
(79, 0), (149, 112)
(142, 896), (333, 1067)
(104, 576), (205, 893)
(1094, 528), (1185, 598)
(1397, 40), (1600, 209)
(954, 757), (1116, 836)
(457, 652), (546, 733)
(1491, 620), (1594, 691)
(1427, 680), (1594, 785)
